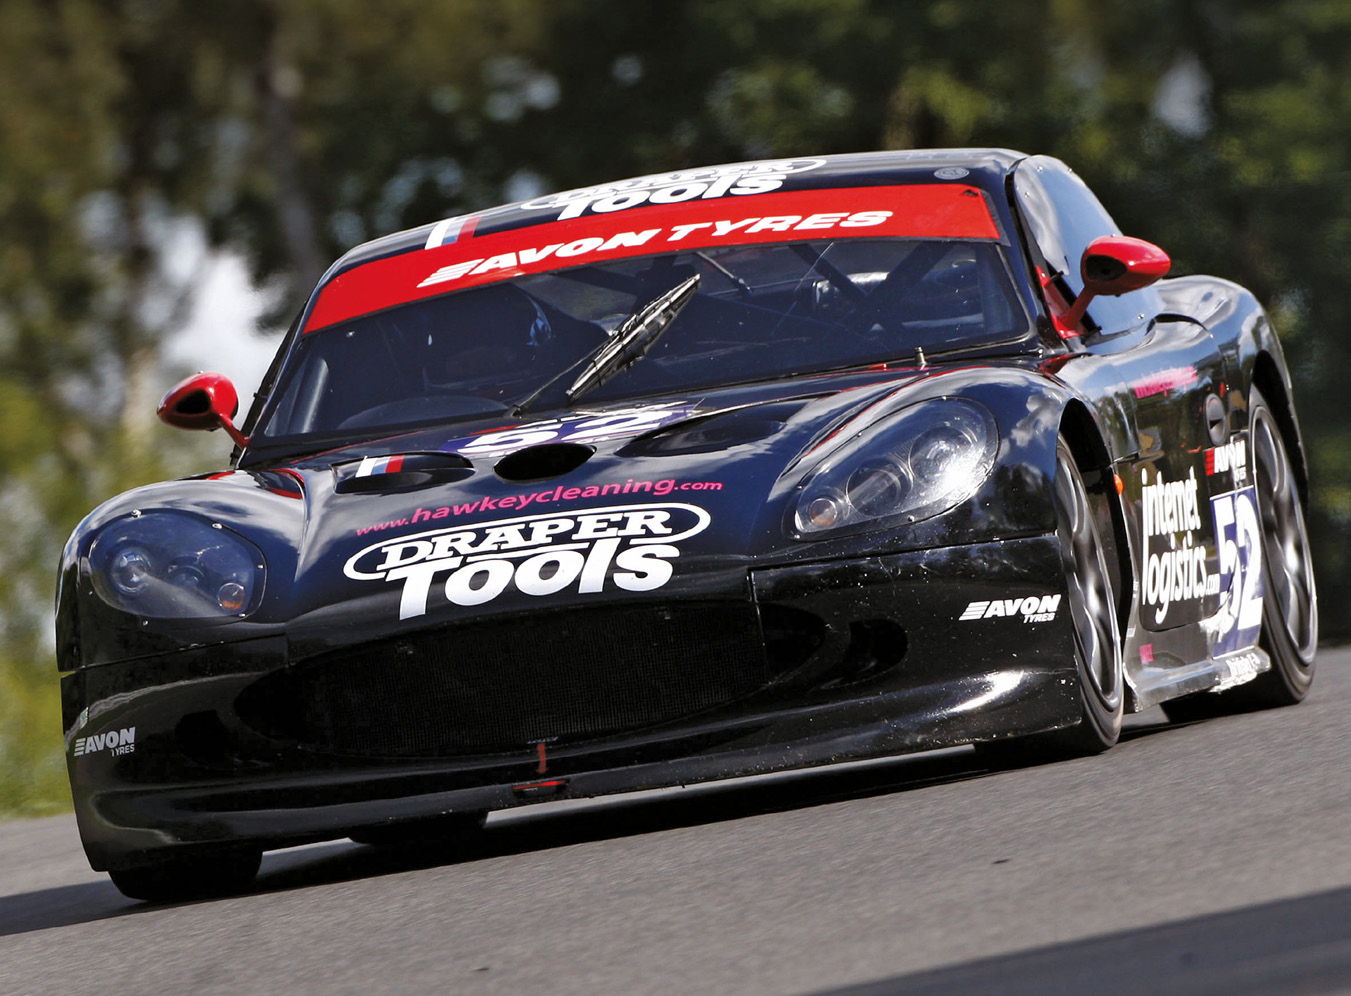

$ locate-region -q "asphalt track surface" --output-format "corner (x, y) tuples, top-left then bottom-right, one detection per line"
(4, 645), (1351, 996)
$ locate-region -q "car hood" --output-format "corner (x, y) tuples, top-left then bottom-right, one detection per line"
(267, 371), (927, 617)
(69, 359), (1065, 659)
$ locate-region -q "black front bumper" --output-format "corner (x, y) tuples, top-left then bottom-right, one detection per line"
(64, 535), (1079, 870)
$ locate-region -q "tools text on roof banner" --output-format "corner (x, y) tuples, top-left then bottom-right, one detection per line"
(514, 159), (828, 222)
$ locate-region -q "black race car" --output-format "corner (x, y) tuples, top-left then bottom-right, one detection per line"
(58, 150), (1317, 900)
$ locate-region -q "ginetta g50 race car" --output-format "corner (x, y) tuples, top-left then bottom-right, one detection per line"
(58, 149), (1317, 901)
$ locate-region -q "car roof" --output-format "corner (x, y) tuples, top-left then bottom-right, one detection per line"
(324, 148), (1030, 280)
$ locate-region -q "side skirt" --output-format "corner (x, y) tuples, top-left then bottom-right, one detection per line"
(1128, 645), (1271, 710)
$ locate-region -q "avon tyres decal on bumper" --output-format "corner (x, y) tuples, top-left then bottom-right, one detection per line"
(959, 595), (1061, 623)
(72, 727), (135, 757)
(344, 503), (712, 619)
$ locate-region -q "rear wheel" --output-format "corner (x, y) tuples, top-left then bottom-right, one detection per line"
(108, 848), (261, 903)
(1162, 385), (1316, 721)
(1246, 386), (1318, 700)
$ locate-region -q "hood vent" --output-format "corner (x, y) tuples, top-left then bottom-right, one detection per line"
(495, 442), (594, 483)
(334, 452), (473, 494)
(619, 400), (807, 456)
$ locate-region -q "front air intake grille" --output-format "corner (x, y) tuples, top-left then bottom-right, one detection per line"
(236, 602), (769, 758)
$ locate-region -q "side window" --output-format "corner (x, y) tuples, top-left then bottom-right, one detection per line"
(1013, 156), (1163, 335)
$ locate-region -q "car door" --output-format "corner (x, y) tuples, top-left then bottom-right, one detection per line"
(1012, 156), (1229, 634)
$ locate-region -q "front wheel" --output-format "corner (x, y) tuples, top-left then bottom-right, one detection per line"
(977, 441), (1122, 762)
(1042, 441), (1124, 753)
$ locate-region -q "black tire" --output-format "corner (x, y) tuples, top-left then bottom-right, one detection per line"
(349, 811), (487, 847)
(977, 441), (1123, 763)
(1162, 385), (1317, 721)
(1041, 441), (1125, 753)
(108, 848), (261, 903)
(1247, 386), (1318, 699)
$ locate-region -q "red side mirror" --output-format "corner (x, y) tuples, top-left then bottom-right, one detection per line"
(1062, 236), (1171, 331)
(157, 372), (249, 448)
(1081, 235), (1171, 294)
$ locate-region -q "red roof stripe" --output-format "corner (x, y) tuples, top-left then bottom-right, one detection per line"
(303, 184), (1001, 333)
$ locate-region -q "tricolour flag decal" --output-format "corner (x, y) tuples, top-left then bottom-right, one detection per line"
(356, 455), (406, 477)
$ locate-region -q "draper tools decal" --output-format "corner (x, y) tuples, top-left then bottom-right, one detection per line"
(344, 503), (712, 619)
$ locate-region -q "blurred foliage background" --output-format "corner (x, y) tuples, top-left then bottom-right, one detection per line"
(1, 0), (1348, 816)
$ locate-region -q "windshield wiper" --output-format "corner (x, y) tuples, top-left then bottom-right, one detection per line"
(564, 273), (701, 404)
(511, 273), (701, 416)
(694, 251), (752, 296)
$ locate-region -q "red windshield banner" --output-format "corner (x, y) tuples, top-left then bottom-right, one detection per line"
(303, 184), (1002, 333)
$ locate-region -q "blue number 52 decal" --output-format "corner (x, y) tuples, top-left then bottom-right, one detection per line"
(1210, 486), (1264, 655)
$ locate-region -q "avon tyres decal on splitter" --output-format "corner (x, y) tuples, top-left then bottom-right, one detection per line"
(344, 503), (712, 619)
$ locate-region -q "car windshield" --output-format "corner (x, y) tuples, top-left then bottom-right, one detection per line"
(257, 238), (1027, 441)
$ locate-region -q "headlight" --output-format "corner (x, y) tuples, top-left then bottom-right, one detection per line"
(790, 398), (998, 538)
(89, 512), (266, 618)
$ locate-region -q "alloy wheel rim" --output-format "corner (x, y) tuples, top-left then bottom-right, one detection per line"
(1253, 412), (1317, 661)
(1056, 456), (1120, 708)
